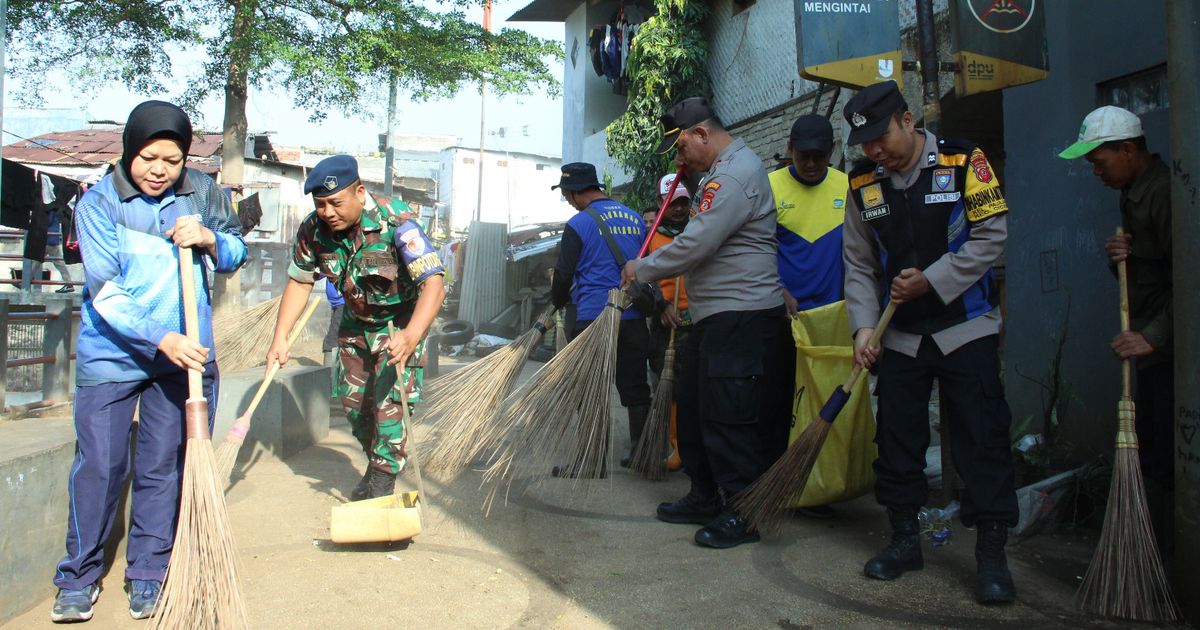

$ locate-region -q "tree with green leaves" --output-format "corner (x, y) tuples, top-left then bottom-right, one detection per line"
(605, 0), (709, 210)
(6, 0), (561, 184)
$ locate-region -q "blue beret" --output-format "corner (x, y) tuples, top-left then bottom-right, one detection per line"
(305, 155), (360, 197)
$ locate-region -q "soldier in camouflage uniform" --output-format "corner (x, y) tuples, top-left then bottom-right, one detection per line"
(267, 155), (446, 500)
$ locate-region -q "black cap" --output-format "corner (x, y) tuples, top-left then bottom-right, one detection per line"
(551, 162), (603, 191)
(842, 80), (907, 145)
(305, 155), (360, 197)
(656, 97), (716, 154)
(789, 114), (834, 153)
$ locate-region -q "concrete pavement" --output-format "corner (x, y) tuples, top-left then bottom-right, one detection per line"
(6, 362), (1120, 629)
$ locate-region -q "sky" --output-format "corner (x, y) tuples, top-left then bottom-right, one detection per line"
(2, 2), (566, 157)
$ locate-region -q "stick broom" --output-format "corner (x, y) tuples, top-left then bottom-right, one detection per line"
(1075, 228), (1178, 622)
(216, 296), (323, 487)
(736, 302), (896, 533)
(151, 245), (246, 630)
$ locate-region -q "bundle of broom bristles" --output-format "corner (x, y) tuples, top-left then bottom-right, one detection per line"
(417, 289), (631, 512)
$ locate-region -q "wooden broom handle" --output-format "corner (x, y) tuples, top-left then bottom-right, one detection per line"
(242, 297), (323, 419)
(842, 301), (898, 392)
(666, 276), (682, 346)
(178, 245), (204, 400)
(1116, 227), (1132, 399)
(638, 166), (687, 259)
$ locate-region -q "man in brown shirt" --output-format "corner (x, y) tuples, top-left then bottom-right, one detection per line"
(1060, 105), (1174, 553)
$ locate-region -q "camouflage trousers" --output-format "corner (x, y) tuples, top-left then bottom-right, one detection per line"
(336, 325), (426, 474)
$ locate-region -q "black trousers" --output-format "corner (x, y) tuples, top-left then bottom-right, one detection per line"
(675, 307), (793, 497)
(573, 317), (651, 408)
(1135, 361), (1175, 492)
(874, 334), (1018, 527)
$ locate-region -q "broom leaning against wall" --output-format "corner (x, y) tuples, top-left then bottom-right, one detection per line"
(265, 155), (446, 503)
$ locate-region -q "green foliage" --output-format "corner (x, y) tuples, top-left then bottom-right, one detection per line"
(604, 0), (709, 210)
(6, 0), (561, 122)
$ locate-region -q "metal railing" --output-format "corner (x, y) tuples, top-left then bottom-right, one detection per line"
(0, 299), (77, 413)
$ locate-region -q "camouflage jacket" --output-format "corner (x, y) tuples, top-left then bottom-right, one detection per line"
(289, 194), (444, 331)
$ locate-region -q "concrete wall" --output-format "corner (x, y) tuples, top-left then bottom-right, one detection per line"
(561, 0), (635, 186)
(0, 364), (331, 625)
(1001, 0), (1169, 458)
(706, 0), (811, 126)
(0, 417), (75, 624)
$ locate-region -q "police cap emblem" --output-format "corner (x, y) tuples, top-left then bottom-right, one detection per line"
(852, 112), (867, 128)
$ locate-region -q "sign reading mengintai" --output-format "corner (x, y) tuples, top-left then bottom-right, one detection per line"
(795, 0), (902, 89)
(950, 0), (1049, 97)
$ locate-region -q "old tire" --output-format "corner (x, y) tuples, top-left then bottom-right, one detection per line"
(438, 320), (474, 346)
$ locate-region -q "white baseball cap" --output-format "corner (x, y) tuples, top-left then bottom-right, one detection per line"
(1058, 106), (1143, 159)
(658, 173), (690, 202)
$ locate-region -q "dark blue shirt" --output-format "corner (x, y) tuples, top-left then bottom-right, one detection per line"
(553, 198), (645, 321)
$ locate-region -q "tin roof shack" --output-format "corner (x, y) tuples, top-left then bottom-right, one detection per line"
(2, 125), (224, 180)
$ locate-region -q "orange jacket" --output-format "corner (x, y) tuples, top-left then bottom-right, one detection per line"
(647, 231), (688, 311)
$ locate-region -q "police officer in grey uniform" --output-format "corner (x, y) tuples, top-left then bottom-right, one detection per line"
(622, 97), (793, 549)
(841, 81), (1018, 603)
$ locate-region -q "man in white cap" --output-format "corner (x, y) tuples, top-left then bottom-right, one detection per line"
(643, 172), (694, 471)
(1059, 105), (1174, 555)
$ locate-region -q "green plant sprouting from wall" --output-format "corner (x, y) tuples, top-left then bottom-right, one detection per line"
(605, 0), (710, 211)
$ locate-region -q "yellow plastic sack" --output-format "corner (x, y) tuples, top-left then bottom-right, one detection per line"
(787, 300), (877, 507)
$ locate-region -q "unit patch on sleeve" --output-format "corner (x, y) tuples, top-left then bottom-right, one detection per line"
(963, 150), (1008, 222)
(969, 149), (994, 184)
(699, 188), (717, 213)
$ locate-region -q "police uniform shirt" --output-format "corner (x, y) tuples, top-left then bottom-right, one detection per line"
(770, 165), (848, 310)
(842, 131), (1007, 357)
(636, 138), (784, 322)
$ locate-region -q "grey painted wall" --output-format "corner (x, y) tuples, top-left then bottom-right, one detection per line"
(1002, 0), (1168, 459)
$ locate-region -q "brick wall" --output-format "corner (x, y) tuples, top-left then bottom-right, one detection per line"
(727, 86), (851, 172)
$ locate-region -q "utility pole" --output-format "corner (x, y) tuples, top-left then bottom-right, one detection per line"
(1167, 1), (1200, 621)
(384, 74), (398, 197)
(915, 0), (941, 134)
(2, 0), (7, 202)
(474, 0), (492, 223)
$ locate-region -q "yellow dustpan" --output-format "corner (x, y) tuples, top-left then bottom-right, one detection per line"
(330, 323), (427, 543)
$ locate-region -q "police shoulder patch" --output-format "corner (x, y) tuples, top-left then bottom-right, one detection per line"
(969, 149), (994, 184)
(704, 181), (721, 191)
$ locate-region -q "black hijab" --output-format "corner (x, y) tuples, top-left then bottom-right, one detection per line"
(121, 100), (193, 180)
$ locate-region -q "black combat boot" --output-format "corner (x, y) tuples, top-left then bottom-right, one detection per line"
(694, 510), (760, 549)
(620, 404), (650, 468)
(864, 507), (924, 580)
(976, 520), (1017, 604)
(350, 467), (373, 501)
(366, 466), (398, 499)
(656, 486), (721, 524)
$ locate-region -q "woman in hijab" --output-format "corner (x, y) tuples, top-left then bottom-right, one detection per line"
(49, 101), (248, 623)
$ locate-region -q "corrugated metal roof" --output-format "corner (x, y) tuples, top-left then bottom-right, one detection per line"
(2, 127), (223, 168)
(507, 0), (577, 22)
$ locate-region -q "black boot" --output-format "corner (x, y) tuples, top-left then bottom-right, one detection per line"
(976, 521), (1016, 604)
(620, 404), (650, 468)
(656, 487), (721, 524)
(350, 467), (373, 501)
(366, 466), (398, 499)
(694, 510), (760, 549)
(864, 507), (923, 580)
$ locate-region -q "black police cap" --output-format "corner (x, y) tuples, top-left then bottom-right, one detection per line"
(305, 155), (360, 197)
(551, 162), (604, 192)
(789, 114), (834, 153)
(842, 81), (908, 146)
(657, 97), (716, 154)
